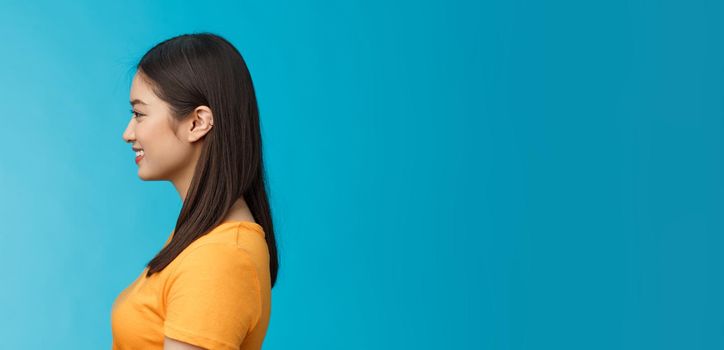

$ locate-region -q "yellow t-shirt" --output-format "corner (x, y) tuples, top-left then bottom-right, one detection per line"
(111, 221), (271, 350)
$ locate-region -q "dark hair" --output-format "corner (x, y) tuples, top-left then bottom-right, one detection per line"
(137, 33), (278, 288)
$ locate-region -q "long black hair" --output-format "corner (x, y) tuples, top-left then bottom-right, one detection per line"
(137, 33), (278, 288)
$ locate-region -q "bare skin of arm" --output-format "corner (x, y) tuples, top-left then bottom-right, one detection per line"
(164, 336), (206, 350)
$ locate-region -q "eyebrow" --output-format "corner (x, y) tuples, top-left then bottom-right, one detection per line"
(130, 99), (147, 106)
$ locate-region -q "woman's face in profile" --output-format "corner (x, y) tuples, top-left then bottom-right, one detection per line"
(122, 72), (194, 181)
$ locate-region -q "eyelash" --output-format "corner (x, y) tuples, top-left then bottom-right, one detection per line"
(130, 109), (145, 119)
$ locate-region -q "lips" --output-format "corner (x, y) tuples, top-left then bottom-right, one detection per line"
(134, 149), (145, 164)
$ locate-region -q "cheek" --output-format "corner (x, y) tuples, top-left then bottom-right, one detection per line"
(134, 122), (152, 145)
(138, 124), (192, 168)
(136, 121), (169, 154)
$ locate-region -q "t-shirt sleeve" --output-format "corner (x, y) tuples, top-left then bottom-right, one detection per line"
(163, 243), (262, 350)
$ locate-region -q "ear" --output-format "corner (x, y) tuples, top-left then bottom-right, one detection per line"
(186, 106), (214, 143)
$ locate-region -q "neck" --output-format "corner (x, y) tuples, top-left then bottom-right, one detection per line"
(172, 146), (203, 201)
(169, 149), (254, 223)
(171, 162), (197, 202)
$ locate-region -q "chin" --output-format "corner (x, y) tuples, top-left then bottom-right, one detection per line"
(138, 167), (170, 181)
(137, 168), (157, 181)
(137, 170), (150, 180)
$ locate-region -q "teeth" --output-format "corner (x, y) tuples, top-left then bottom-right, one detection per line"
(135, 150), (145, 157)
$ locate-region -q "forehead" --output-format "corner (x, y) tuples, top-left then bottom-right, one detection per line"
(129, 72), (160, 105)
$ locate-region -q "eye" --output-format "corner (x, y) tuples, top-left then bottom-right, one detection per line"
(129, 109), (145, 119)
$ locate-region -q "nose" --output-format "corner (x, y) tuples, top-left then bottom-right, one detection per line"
(122, 118), (136, 144)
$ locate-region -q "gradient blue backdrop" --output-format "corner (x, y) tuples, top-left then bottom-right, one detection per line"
(0, 0), (722, 349)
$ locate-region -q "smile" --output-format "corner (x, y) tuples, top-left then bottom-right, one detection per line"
(135, 150), (145, 164)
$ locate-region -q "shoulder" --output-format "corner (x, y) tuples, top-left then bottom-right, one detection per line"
(163, 243), (263, 311)
(160, 222), (268, 292)
(171, 243), (258, 277)
(185, 221), (266, 249)
(161, 244), (264, 349)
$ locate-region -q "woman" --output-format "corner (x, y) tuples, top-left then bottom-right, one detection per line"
(112, 33), (279, 350)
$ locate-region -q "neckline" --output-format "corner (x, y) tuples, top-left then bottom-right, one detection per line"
(167, 220), (265, 243)
(218, 220), (265, 237)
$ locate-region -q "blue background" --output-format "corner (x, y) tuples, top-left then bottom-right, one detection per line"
(0, 0), (722, 349)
